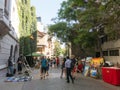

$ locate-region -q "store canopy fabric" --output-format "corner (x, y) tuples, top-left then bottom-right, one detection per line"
(26, 52), (44, 57)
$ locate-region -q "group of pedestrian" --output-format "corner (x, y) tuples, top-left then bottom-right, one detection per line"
(48, 57), (60, 68)
(7, 54), (24, 76)
(39, 56), (60, 79)
(7, 54), (83, 84)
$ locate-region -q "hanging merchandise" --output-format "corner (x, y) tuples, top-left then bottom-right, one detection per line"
(83, 66), (90, 77)
(90, 58), (104, 67)
(90, 68), (98, 78)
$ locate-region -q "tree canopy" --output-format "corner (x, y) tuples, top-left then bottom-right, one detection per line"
(48, 0), (120, 57)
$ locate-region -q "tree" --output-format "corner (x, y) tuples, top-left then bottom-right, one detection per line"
(101, 0), (120, 40)
(53, 40), (62, 56)
(47, 0), (120, 57)
(48, 22), (71, 42)
(49, 0), (99, 57)
(49, 0), (120, 57)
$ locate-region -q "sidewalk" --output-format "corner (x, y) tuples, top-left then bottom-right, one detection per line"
(0, 68), (28, 90)
(0, 68), (7, 82)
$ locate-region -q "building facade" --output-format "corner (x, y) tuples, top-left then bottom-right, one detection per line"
(0, 0), (19, 69)
(37, 30), (54, 58)
(101, 39), (120, 64)
(36, 17), (54, 58)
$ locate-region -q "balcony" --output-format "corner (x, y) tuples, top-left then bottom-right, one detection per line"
(0, 8), (10, 36)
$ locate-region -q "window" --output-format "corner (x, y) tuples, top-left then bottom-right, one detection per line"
(109, 50), (119, 56)
(4, 0), (9, 18)
(103, 51), (108, 56)
(10, 45), (13, 56)
(96, 52), (100, 57)
(4, 0), (7, 8)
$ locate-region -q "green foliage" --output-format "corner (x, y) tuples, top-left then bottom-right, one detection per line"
(102, 0), (120, 40)
(49, 0), (120, 57)
(53, 40), (62, 56)
(56, 0), (101, 48)
(48, 22), (70, 42)
(18, 0), (37, 55)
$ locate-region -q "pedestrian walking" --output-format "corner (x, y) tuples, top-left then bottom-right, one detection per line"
(60, 58), (66, 78)
(56, 56), (60, 68)
(52, 58), (56, 68)
(65, 56), (74, 83)
(71, 55), (77, 79)
(46, 57), (50, 76)
(77, 60), (83, 73)
(40, 56), (47, 79)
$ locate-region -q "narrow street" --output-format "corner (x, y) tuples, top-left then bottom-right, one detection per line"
(22, 68), (120, 90)
(0, 68), (119, 90)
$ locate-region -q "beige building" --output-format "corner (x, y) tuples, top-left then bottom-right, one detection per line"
(36, 17), (54, 58)
(101, 39), (120, 64)
(0, 0), (19, 69)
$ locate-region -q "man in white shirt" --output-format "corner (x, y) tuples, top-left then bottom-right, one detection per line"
(65, 56), (74, 83)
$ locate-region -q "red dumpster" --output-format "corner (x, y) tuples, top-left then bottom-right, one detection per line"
(102, 67), (120, 86)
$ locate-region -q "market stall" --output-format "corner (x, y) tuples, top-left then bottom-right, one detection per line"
(90, 58), (104, 78)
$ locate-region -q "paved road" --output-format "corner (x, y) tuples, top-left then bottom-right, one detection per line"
(0, 68), (120, 90)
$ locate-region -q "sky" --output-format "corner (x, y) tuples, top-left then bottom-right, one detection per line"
(30, 0), (66, 25)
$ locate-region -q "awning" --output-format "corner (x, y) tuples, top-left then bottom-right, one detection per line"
(26, 52), (44, 57)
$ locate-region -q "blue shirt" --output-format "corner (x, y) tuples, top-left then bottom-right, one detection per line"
(41, 59), (47, 67)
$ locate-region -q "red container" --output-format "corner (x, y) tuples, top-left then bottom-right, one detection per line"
(102, 67), (120, 86)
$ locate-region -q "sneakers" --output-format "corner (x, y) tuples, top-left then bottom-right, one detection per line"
(40, 75), (46, 80)
(43, 75), (45, 79)
(40, 77), (43, 80)
(66, 80), (74, 84)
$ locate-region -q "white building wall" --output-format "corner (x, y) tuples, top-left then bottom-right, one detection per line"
(37, 22), (44, 32)
(0, 0), (4, 8)
(37, 17), (55, 58)
(0, 35), (19, 69)
(0, 0), (19, 69)
(9, 0), (19, 39)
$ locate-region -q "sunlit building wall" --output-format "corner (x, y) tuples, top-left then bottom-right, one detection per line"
(0, 0), (19, 69)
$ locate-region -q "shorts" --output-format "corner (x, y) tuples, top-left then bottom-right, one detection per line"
(41, 67), (46, 74)
(46, 66), (49, 71)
